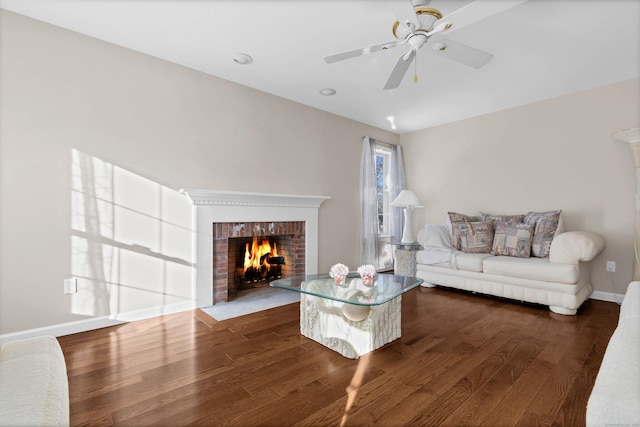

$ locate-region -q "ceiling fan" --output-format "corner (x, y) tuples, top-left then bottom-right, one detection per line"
(324, 0), (528, 90)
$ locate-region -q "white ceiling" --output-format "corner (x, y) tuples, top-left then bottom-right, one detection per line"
(1, 0), (639, 134)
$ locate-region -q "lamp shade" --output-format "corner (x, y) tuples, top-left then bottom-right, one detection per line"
(611, 127), (640, 144)
(391, 190), (423, 208)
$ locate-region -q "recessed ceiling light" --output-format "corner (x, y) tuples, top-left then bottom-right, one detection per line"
(233, 53), (253, 65)
(319, 88), (336, 96)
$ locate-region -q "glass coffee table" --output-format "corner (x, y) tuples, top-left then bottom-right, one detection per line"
(271, 273), (423, 359)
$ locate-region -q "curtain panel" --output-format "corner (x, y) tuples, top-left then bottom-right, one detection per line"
(360, 137), (406, 270)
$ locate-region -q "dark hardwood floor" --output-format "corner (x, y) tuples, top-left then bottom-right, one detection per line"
(58, 286), (620, 426)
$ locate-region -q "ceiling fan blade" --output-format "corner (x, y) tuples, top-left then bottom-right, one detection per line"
(438, 0), (528, 33)
(431, 38), (494, 69)
(388, 0), (418, 32)
(383, 50), (415, 90)
(324, 40), (403, 64)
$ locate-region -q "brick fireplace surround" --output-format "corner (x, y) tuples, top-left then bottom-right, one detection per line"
(180, 189), (330, 307)
(215, 221), (306, 302)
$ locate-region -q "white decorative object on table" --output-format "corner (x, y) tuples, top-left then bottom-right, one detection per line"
(329, 263), (349, 285)
(357, 264), (376, 285)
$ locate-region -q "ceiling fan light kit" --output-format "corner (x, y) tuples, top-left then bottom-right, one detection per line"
(324, 0), (528, 90)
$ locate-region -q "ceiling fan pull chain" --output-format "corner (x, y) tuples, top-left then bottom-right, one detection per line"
(414, 52), (418, 83)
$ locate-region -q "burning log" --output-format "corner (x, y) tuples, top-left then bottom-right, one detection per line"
(238, 237), (286, 286)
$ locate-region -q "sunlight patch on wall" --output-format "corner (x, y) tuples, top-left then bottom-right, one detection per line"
(70, 149), (193, 317)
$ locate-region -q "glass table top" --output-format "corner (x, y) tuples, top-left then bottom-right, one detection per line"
(270, 273), (423, 306)
(384, 240), (423, 250)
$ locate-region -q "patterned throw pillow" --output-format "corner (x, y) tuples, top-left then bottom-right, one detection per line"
(524, 210), (562, 258)
(492, 221), (534, 258)
(480, 213), (525, 228)
(458, 221), (494, 254)
(448, 212), (481, 250)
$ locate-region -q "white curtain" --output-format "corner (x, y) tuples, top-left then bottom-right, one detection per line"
(360, 137), (406, 269)
(361, 138), (379, 266)
(389, 143), (406, 244)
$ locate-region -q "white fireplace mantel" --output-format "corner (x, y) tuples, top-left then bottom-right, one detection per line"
(180, 189), (330, 208)
(180, 189), (330, 307)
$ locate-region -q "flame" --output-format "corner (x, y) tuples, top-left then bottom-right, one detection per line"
(243, 237), (278, 270)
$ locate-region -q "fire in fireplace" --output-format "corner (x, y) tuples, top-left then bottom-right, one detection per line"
(215, 220), (306, 302)
(241, 236), (286, 284)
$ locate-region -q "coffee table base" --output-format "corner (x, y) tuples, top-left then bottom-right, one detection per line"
(300, 294), (401, 359)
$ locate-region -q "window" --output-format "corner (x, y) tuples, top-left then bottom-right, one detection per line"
(375, 144), (391, 237)
(361, 137), (405, 271)
(375, 144), (394, 269)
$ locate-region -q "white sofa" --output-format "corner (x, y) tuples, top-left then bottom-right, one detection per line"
(0, 336), (70, 426)
(415, 218), (605, 315)
(587, 281), (640, 426)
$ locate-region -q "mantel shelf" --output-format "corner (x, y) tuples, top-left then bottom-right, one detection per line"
(180, 189), (330, 208)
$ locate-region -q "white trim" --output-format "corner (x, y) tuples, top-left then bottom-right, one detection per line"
(179, 189), (329, 208)
(179, 189), (330, 308)
(0, 301), (194, 345)
(590, 290), (624, 305)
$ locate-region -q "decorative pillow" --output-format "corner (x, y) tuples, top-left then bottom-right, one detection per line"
(458, 221), (494, 254)
(492, 221), (534, 258)
(524, 210), (562, 258)
(480, 212), (525, 228)
(447, 212), (480, 250)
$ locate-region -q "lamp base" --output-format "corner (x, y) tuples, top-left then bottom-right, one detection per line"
(400, 207), (415, 244)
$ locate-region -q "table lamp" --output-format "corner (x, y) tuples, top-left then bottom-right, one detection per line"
(391, 190), (423, 243)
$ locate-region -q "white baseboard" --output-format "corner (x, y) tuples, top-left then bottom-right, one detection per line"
(0, 301), (195, 345)
(590, 290), (624, 305)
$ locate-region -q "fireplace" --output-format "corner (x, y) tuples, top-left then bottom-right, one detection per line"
(180, 189), (329, 307)
(213, 221), (306, 302)
(232, 236), (287, 286)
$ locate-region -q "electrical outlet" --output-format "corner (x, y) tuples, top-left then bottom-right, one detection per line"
(64, 278), (77, 294)
(606, 261), (616, 273)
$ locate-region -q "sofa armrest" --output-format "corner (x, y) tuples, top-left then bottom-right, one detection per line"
(0, 336), (69, 426)
(549, 231), (605, 264)
(417, 224), (454, 249)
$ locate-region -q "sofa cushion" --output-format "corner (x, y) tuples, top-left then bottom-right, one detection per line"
(525, 210), (562, 258)
(480, 212), (525, 228)
(421, 252), (493, 272)
(483, 256), (580, 284)
(458, 221), (494, 253)
(456, 253), (494, 272)
(447, 212), (480, 250)
(492, 222), (534, 258)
